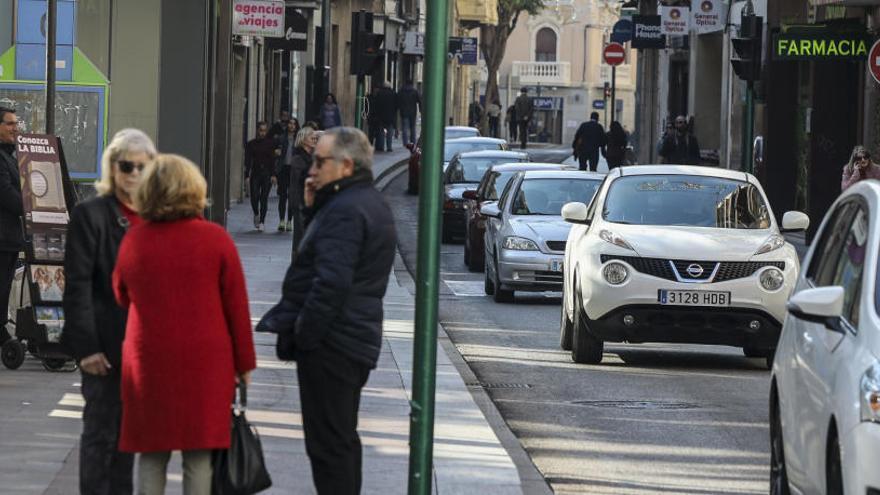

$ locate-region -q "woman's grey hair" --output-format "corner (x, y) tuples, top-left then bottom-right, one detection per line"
(324, 127), (373, 171)
(295, 126), (318, 149)
(95, 128), (157, 196)
(844, 145), (870, 177)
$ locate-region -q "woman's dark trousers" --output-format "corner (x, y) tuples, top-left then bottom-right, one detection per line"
(80, 371), (134, 494)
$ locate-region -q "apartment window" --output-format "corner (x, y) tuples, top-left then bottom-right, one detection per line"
(535, 28), (557, 62)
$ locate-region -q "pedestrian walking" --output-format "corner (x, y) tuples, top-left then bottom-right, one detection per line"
(659, 115), (701, 165)
(270, 127), (396, 494)
(245, 121), (278, 232)
(62, 128), (157, 495)
(367, 86), (383, 151)
(0, 107), (22, 349)
(320, 93), (342, 130)
(289, 126), (318, 253)
(506, 105), (517, 142)
(572, 112), (607, 171)
(113, 154), (257, 495)
(396, 81), (421, 146)
(269, 109), (292, 139)
(376, 83), (398, 152)
(514, 88), (534, 150)
(275, 118), (301, 231)
(603, 121), (628, 170)
(842, 145), (880, 190)
(468, 100), (483, 128)
(487, 99), (502, 138)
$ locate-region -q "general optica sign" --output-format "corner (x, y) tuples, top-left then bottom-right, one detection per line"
(771, 32), (871, 60)
(232, 0), (285, 38)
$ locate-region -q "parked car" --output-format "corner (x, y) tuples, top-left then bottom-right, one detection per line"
(407, 126), (481, 194)
(463, 162), (578, 272)
(481, 170), (604, 303)
(442, 150), (529, 243)
(770, 180), (880, 495)
(559, 165), (810, 364)
(442, 137), (508, 172)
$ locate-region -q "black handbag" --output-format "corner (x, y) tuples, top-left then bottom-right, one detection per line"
(212, 383), (273, 495)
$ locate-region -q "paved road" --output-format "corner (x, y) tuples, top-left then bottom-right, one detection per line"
(385, 146), (772, 495)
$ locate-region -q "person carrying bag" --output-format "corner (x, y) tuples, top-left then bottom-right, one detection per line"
(212, 383), (272, 495)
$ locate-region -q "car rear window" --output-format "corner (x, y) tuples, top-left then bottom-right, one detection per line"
(450, 157), (526, 183)
(512, 178), (602, 215)
(444, 142), (503, 162)
(445, 129), (479, 140)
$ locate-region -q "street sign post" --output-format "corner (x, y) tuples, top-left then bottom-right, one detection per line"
(870, 39), (880, 85)
(603, 43), (625, 123)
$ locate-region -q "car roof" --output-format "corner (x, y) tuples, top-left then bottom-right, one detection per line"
(445, 126), (479, 132)
(490, 162), (573, 172)
(521, 170), (606, 180)
(456, 150), (526, 160)
(610, 164), (752, 182)
(445, 136), (507, 144)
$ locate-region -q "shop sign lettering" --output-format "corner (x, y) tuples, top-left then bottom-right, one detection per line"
(232, 0), (285, 38)
(772, 33), (871, 60)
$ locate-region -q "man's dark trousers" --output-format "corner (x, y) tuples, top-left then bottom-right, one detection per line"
(298, 346), (370, 495)
(250, 173), (272, 223)
(578, 150), (600, 172)
(80, 372), (134, 494)
(518, 121), (529, 149)
(0, 251), (16, 343)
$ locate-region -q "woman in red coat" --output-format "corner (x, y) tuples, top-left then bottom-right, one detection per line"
(113, 154), (257, 494)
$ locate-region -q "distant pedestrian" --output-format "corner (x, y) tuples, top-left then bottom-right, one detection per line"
(514, 88), (534, 149)
(113, 154), (256, 495)
(0, 107), (22, 349)
(397, 81), (421, 146)
(468, 101), (483, 128)
(375, 83), (398, 152)
(269, 109), (292, 139)
(320, 93), (342, 130)
(603, 121), (628, 170)
(275, 118), (302, 231)
(659, 115), (701, 165)
(572, 112), (607, 171)
(62, 128), (157, 495)
(271, 128), (396, 494)
(841, 145), (880, 190)
(367, 86), (383, 151)
(487, 99), (502, 138)
(245, 121), (278, 232)
(289, 126), (318, 253)
(506, 105), (517, 142)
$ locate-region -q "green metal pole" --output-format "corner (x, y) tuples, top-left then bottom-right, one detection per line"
(743, 83), (755, 174)
(407, 0), (447, 492)
(355, 76), (365, 130)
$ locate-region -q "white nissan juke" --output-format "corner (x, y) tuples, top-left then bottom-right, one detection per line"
(559, 165), (810, 365)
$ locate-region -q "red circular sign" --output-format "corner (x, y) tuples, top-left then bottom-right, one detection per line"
(603, 42), (626, 66)
(870, 40), (880, 85)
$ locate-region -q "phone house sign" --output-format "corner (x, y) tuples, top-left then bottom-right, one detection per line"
(233, 0), (285, 38)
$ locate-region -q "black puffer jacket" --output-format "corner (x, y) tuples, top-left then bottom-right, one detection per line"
(0, 144), (24, 252)
(268, 170), (397, 367)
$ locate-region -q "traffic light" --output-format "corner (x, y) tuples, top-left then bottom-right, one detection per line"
(603, 82), (611, 99)
(350, 11), (385, 76)
(731, 15), (763, 82)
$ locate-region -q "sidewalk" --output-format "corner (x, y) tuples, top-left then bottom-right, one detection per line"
(233, 148), (525, 494)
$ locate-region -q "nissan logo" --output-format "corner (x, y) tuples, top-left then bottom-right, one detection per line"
(686, 264), (705, 278)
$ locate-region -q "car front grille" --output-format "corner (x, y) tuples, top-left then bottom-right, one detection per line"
(514, 270), (563, 284)
(600, 255), (785, 283)
(546, 241), (567, 252)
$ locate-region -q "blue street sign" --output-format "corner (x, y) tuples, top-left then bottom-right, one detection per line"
(592, 100), (606, 110)
(611, 19), (634, 43)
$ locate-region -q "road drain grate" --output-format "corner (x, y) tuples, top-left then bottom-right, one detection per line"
(570, 400), (698, 410)
(466, 382), (532, 389)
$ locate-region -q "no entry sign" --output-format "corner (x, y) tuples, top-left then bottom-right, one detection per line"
(603, 42), (626, 66)
(870, 39), (880, 84)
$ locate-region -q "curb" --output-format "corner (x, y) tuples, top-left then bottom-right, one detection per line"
(378, 171), (553, 495)
(374, 158), (410, 190)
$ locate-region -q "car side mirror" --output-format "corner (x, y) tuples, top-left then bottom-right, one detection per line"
(781, 211), (810, 233)
(462, 190), (478, 200)
(562, 202), (590, 225)
(787, 286), (846, 334)
(480, 202), (502, 218)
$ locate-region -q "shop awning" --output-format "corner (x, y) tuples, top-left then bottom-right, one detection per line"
(457, 0), (499, 26)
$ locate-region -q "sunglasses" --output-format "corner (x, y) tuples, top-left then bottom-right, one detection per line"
(117, 160), (146, 174)
(857, 155), (870, 161)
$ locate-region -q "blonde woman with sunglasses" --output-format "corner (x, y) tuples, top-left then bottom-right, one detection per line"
(842, 145), (880, 191)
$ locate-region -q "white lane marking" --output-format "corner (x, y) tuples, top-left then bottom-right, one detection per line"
(444, 280), (486, 297)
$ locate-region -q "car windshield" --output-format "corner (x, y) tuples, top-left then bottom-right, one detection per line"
(484, 171), (518, 201)
(445, 129), (478, 140)
(602, 175), (772, 229)
(444, 142), (502, 162)
(512, 179), (601, 216)
(449, 157), (525, 183)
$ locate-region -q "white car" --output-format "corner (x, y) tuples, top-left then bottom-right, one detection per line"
(560, 165), (809, 364)
(770, 180), (880, 495)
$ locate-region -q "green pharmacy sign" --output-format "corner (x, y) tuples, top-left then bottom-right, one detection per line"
(772, 32), (871, 61)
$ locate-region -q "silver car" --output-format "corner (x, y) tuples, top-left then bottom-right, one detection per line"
(481, 170), (604, 303)
(443, 137), (508, 171)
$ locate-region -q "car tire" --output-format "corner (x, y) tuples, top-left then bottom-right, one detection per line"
(571, 289), (603, 364)
(484, 256), (495, 296)
(560, 296), (573, 351)
(492, 258), (515, 303)
(442, 225), (453, 244)
(467, 243), (482, 272)
(826, 429), (844, 495)
(769, 389), (791, 495)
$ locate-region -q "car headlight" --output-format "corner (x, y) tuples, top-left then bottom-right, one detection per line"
(759, 268), (785, 291)
(755, 234), (785, 255)
(861, 362), (880, 423)
(602, 262), (629, 285)
(599, 230), (635, 252)
(502, 236), (539, 251)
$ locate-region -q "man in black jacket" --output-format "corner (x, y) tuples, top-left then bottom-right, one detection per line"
(396, 81), (421, 147)
(245, 122), (278, 231)
(660, 114), (701, 165)
(0, 107), (23, 346)
(276, 127), (396, 494)
(572, 112), (607, 171)
(375, 83), (398, 152)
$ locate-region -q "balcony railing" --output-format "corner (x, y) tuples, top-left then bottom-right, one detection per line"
(512, 61), (572, 86)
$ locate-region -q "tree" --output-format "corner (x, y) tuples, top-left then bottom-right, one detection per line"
(478, 0), (545, 136)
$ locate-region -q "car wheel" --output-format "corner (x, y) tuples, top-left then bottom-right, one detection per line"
(770, 390), (791, 495)
(571, 289), (603, 364)
(560, 295), (573, 351)
(484, 256), (495, 295)
(826, 429), (844, 495)
(492, 258), (515, 303)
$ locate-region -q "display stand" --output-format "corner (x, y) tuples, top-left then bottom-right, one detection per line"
(1, 133), (78, 371)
